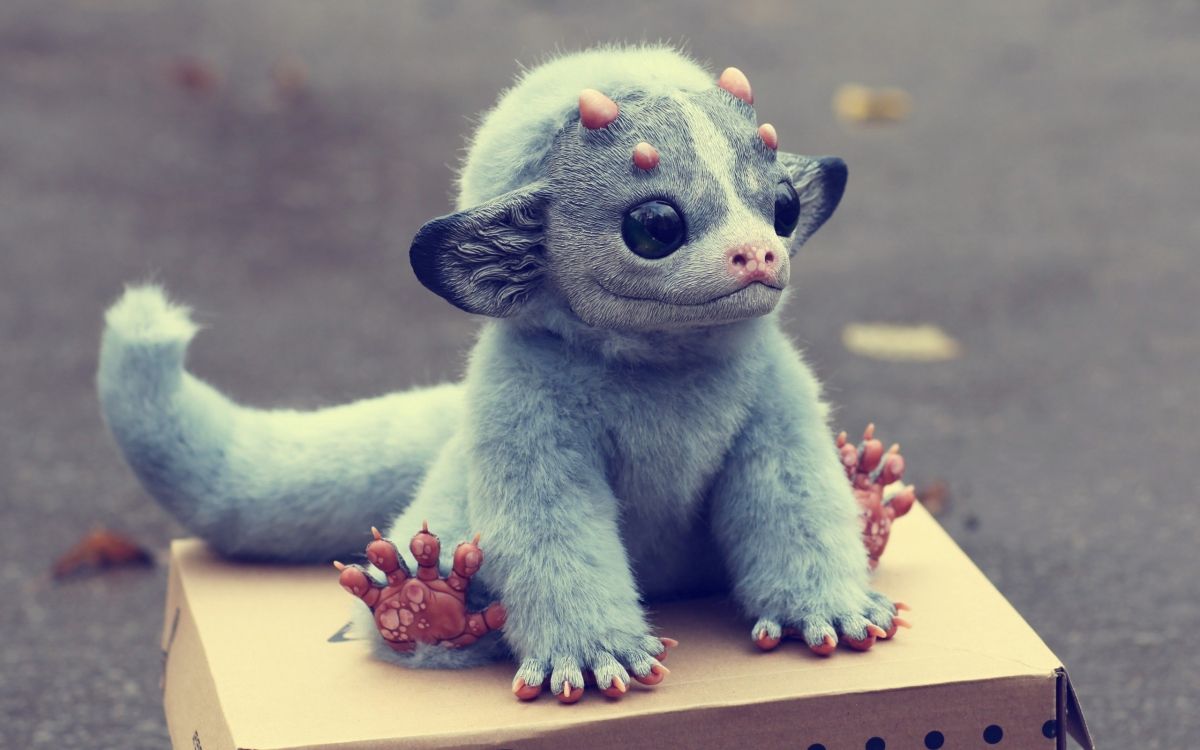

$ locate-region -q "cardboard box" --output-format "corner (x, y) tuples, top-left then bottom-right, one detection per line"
(160, 504), (1093, 750)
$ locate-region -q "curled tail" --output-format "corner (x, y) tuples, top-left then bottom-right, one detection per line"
(97, 286), (463, 562)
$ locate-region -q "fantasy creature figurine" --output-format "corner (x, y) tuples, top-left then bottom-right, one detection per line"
(98, 45), (913, 704)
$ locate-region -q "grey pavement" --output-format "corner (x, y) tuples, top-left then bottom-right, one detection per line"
(1, 1), (1198, 747)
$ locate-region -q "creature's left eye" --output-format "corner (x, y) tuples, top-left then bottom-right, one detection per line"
(622, 200), (686, 259)
(774, 180), (801, 237)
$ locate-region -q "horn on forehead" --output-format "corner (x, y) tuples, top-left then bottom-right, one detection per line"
(717, 67), (754, 105)
(579, 88), (619, 130)
(632, 142), (660, 170)
(758, 123), (778, 150)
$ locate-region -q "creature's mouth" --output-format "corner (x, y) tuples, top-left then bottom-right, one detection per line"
(595, 279), (784, 308)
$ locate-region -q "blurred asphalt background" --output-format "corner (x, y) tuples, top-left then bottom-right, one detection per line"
(1, 1), (1197, 747)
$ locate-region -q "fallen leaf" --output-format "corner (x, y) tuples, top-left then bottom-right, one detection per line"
(272, 57), (309, 103)
(170, 58), (218, 95)
(841, 322), (962, 362)
(917, 480), (952, 516)
(52, 528), (154, 579)
(833, 84), (912, 123)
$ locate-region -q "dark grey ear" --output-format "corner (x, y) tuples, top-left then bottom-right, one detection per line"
(409, 182), (549, 317)
(779, 153), (848, 247)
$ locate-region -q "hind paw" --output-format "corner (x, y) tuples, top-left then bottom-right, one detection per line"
(333, 524), (505, 652)
(838, 423), (918, 568)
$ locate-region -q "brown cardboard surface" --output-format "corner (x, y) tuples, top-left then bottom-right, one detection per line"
(161, 503), (1093, 749)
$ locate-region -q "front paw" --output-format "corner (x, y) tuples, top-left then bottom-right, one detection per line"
(752, 590), (911, 656)
(511, 633), (677, 704)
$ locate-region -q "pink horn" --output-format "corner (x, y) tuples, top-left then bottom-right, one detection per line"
(579, 88), (619, 130)
(717, 67), (754, 105)
(632, 142), (660, 170)
(758, 123), (778, 150)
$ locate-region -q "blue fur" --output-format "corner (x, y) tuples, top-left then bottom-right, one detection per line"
(98, 45), (894, 694)
(98, 286), (463, 563)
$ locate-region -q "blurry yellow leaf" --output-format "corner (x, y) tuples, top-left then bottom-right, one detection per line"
(842, 322), (961, 361)
(833, 84), (912, 123)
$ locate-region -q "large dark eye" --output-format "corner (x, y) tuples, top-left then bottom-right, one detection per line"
(774, 180), (801, 237)
(622, 200), (685, 259)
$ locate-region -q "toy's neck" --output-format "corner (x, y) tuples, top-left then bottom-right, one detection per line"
(506, 300), (780, 366)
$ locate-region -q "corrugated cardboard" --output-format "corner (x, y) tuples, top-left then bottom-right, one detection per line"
(160, 504), (1093, 749)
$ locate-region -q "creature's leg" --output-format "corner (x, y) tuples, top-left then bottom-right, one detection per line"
(481, 477), (673, 703)
(97, 285), (463, 562)
(341, 435), (510, 669)
(381, 431), (477, 578)
(462, 347), (675, 702)
(710, 350), (910, 656)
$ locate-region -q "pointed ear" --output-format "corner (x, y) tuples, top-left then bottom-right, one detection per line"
(409, 182), (550, 317)
(778, 153), (848, 247)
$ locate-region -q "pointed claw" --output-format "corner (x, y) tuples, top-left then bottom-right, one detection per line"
(472, 532), (481, 545)
(601, 676), (628, 699)
(513, 677), (543, 701)
(421, 519), (429, 533)
(866, 624), (888, 639)
(557, 681), (582, 704)
(754, 629), (782, 651)
(895, 602), (911, 612)
(371, 526), (382, 540)
(893, 617), (912, 629)
(332, 560), (346, 571)
(837, 430), (848, 447)
(864, 423), (876, 440)
(889, 442), (900, 454)
(656, 636), (679, 660)
(633, 662), (668, 686)
(809, 634), (837, 657)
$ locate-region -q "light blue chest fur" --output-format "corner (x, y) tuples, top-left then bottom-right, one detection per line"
(461, 319), (771, 602)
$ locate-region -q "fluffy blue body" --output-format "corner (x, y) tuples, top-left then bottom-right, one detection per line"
(98, 46), (896, 692)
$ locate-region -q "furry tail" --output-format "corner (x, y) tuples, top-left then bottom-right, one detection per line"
(97, 285), (463, 562)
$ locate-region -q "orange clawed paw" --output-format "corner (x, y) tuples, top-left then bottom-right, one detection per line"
(333, 524), (506, 652)
(838, 423), (918, 568)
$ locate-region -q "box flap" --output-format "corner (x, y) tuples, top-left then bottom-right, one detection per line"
(1056, 667), (1095, 750)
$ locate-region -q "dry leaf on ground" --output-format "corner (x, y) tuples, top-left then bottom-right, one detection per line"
(52, 528), (154, 579)
(169, 58), (218, 95)
(833, 84), (912, 123)
(841, 322), (962, 361)
(917, 480), (952, 516)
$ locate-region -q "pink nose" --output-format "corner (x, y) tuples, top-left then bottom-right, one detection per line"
(726, 244), (781, 285)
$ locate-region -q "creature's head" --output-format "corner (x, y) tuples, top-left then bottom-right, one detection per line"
(410, 46), (846, 332)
